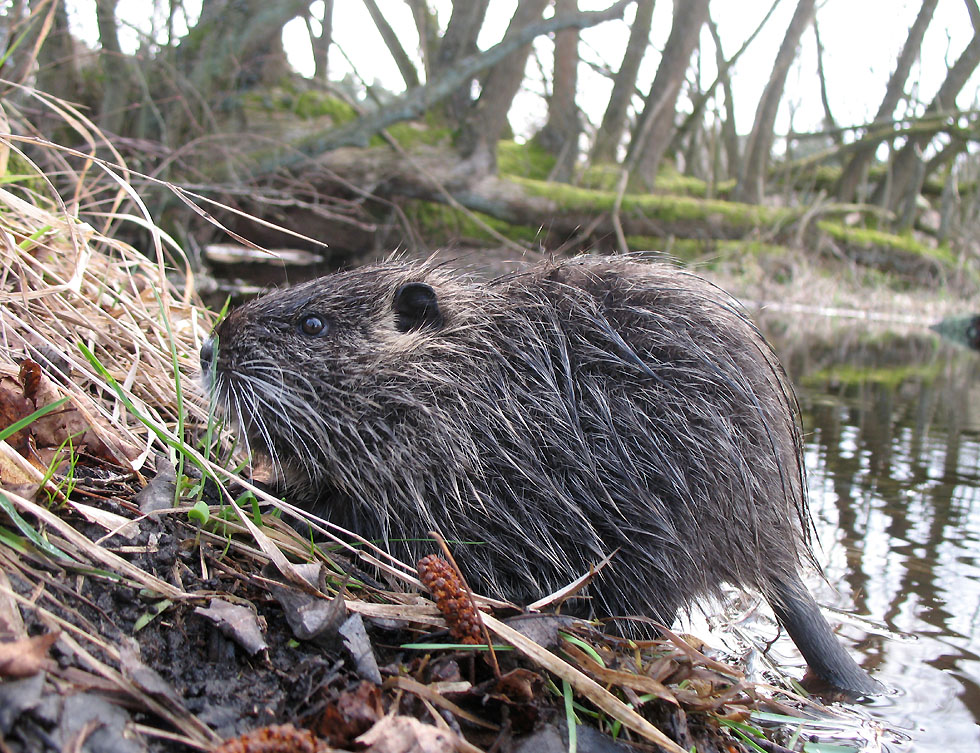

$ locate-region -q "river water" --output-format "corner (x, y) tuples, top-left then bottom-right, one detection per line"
(759, 316), (980, 751)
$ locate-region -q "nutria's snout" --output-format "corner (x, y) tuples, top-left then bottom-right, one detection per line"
(206, 255), (880, 696)
(199, 337), (215, 373)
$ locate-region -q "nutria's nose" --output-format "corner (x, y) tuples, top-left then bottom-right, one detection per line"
(200, 337), (215, 374)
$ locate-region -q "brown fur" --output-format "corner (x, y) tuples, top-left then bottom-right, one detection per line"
(202, 255), (878, 694)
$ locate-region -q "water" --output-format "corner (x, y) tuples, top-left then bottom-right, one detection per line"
(760, 317), (980, 750)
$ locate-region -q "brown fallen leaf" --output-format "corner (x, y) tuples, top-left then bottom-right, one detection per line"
(19, 359), (43, 402)
(0, 362), (140, 469)
(195, 598), (268, 656)
(357, 715), (461, 753)
(315, 682), (383, 747)
(0, 375), (35, 451)
(494, 667), (544, 704)
(0, 632), (59, 678)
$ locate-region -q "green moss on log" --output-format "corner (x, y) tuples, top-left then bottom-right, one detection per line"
(241, 88), (358, 124)
(292, 91), (358, 122)
(816, 221), (956, 266)
(498, 141), (557, 180)
(407, 201), (541, 245)
(512, 176), (796, 228)
(802, 359), (942, 390)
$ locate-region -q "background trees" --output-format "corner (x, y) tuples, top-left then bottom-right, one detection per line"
(2, 0), (978, 287)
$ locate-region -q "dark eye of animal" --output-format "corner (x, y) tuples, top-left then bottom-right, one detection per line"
(299, 314), (328, 336)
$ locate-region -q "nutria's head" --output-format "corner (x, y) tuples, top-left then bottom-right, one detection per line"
(200, 262), (473, 492)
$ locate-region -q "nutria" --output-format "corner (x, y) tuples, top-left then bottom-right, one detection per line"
(200, 255), (879, 695)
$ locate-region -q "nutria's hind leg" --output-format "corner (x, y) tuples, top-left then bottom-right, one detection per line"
(769, 575), (882, 696)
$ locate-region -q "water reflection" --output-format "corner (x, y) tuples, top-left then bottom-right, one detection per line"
(760, 318), (980, 750)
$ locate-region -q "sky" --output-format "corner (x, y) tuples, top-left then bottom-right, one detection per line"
(69, 0), (980, 141)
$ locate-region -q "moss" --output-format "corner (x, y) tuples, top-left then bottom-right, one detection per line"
(618, 237), (787, 262)
(408, 201), (541, 246)
(802, 360), (943, 390)
(579, 163), (621, 192)
(580, 164), (737, 199)
(512, 176), (796, 228)
(816, 221), (956, 266)
(651, 167), (710, 197)
(240, 88), (358, 124)
(291, 91), (358, 122)
(497, 140), (556, 180)
(376, 121), (451, 148)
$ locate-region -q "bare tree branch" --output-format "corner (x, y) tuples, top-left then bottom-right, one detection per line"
(874, 0), (980, 213)
(362, 0), (420, 89)
(812, 15), (839, 142)
(836, 0), (938, 201)
(735, 0), (816, 203)
(259, 0), (633, 175)
(591, 0), (655, 163)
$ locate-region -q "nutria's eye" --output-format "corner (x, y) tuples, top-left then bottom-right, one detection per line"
(299, 314), (328, 336)
(394, 282), (443, 332)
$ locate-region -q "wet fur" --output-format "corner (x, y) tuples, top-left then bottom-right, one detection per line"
(203, 255), (878, 694)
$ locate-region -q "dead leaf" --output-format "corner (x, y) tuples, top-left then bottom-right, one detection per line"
(0, 376), (35, 451)
(195, 599), (268, 656)
(506, 613), (579, 649)
(0, 439), (41, 491)
(357, 715), (461, 753)
(0, 632), (59, 678)
(19, 359), (42, 401)
(315, 682), (383, 746)
(339, 613), (381, 684)
(135, 462), (177, 514)
(494, 668), (544, 703)
(561, 641), (678, 705)
(265, 563), (347, 641)
(0, 571), (26, 637)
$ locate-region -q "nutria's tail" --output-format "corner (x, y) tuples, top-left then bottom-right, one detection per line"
(770, 575), (881, 696)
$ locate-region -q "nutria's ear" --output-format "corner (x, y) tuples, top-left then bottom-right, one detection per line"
(393, 282), (443, 332)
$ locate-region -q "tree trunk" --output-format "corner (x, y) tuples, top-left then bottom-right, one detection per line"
(456, 0), (551, 170)
(433, 0), (490, 125)
(362, 0), (419, 89)
(311, 0), (333, 82)
(591, 0), (655, 163)
(407, 0), (439, 79)
(34, 0), (79, 104)
(627, 0), (710, 186)
(95, 0), (131, 135)
(735, 0), (815, 204)
(836, 0), (938, 202)
(705, 18), (739, 178)
(536, 0), (582, 182)
(179, 0), (307, 96)
(874, 0), (980, 215)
